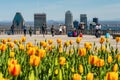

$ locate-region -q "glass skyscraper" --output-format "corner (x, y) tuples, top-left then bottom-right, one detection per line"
(65, 10), (73, 32)
(80, 14), (88, 29)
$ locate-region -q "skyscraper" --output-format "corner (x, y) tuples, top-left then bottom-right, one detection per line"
(65, 10), (73, 32)
(12, 12), (25, 29)
(80, 14), (88, 29)
(93, 17), (98, 24)
(34, 13), (46, 34)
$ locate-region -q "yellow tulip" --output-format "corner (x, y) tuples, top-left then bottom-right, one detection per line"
(99, 37), (105, 44)
(112, 64), (118, 72)
(0, 44), (7, 52)
(8, 64), (21, 76)
(27, 47), (36, 56)
(8, 42), (14, 49)
(84, 42), (92, 50)
(59, 57), (66, 66)
(78, 48), (86, 56)
(10, 51), (15, 58)
(21, 36), (26, 42)
(107, 55), (113, 63)
(106, 72), (118, 80)
(76, 37), (82, 44)
(96, 59), (104, 67)
(86, 72), (94, 80)
(37, 49), (46, 59)
(30, 55), (40, 66)
(116, 37), (120, 43)
(7, 38), (12, 42)
(88, 55), (98, 65)
(79, 64), (83, 74)
(72, 73), (82, 80)
(101, 45), (106, 51)
(14, 39), (18, 44)
(19, 44), (24, 50)
(2, 39), (7, 44)
(69, 40), (73, 45)
(57, 38), (62, 44)
(48, 39), (53, 45)
(59, 47), (63, 53)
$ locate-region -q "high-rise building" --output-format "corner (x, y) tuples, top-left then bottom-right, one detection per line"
(93, 17), (98, 24)
(80, 14), (88, 29)
(65, 10), (73, 31)
(34, 13), (46, 34)
(12, 12), (25, 29)
(73, 20), (79, 29)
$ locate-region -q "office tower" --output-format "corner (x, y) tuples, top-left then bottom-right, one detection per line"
(80, 14), (88, 29)
(73, 20), (79, 29)
(65, 10), (73, 31)
(93, 17), (98, 24)
(34, 13), (46, 34)
(12, 12), (25, 29)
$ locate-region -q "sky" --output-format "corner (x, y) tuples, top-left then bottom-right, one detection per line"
(0, 0), (120, 21)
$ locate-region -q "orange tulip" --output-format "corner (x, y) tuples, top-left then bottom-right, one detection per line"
(72, 73), (82, 80)
(59, 57), (66, 66)
(78, 48), (86, 56)
(99, 37), (105, 44)
(37, 49), (46, 59)
(116, 37), (120, 43)
(84, 42), (92, 50)
(57, 38), (62, 44)
(69, 40), (73, 45)
(30, 55), (40, 66)
(112, 64), (118, 72)
(106, 72), (118, 80)
(48, 39), (53, 45)
(0, 44), (7, 52)
(2, 39), (7, 44)
(86, 72), (94, 80)
(96, 59), (104, 67)
(8, 64), (21, 76)
(21, 36), (26, 42)
(88, 55), (98, 65)
(27, 47), (36, 56)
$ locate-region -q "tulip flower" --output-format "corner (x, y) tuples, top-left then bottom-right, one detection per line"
(72, 73), (82, 80)
(106, 72), (118, 80)
(59, 57), (66, 66)
(112, 64), (118, 72)
(107, 55), (113, 63)
(86, 72), (94, 80)
(30, 55), (40, 66)
(99, 37), (105, 44)
(78, 48), (86, 56)
(79, 64), (83, 74)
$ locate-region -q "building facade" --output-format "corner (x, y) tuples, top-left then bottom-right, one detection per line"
(12, 12), (25, 29)
(65, 10), (73, 32)
(34, 13), (46, 34)
(93, 17), (98, 24)
(80, 14), (88, 30)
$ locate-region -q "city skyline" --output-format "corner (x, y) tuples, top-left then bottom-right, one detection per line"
(0, 0), (120, 21)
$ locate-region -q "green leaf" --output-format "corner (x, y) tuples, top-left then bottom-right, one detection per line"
(0, 72), (3, 78)
(29, 70), (35, 80)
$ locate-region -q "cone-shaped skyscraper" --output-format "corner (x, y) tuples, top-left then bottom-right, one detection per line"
(12, 12), (25, 29)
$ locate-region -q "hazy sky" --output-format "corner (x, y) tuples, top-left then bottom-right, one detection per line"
(0, 0), (120, 21)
